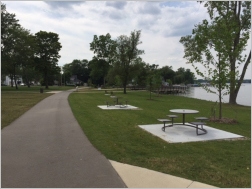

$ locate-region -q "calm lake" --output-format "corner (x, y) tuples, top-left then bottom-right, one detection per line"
(182, 84), (251, 107)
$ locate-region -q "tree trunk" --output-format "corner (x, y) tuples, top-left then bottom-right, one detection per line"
(45, 71), (49, 89)
(24, 70), (31, 88)
(13, 67), (18, 90)
(218, 89), (222, 119)
(228, 1), (242, 105)
(14, 75), (18, 90)
(10, 74), (14, 87)
(123, 84), (127, 94)
(149, 87), (152, 100)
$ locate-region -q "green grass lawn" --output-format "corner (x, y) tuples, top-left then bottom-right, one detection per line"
(68, 90), (251, 188)
(1, 85), (75, 92)
(1, 85), (74, 129)
(1, 87), (250, 187)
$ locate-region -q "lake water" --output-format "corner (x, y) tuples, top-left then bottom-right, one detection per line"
(181, 84), (251, 107)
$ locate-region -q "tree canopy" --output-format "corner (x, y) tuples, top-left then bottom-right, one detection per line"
(113, 30), (144, 94)
(34, 31), (62, 89)
(1, 4), (63, 88)
(180, 1), (251, 106)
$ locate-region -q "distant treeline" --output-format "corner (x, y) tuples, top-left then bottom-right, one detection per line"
(195, 79), (251, 84)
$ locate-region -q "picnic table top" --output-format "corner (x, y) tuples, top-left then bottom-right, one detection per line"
(170, 109), (199, 114)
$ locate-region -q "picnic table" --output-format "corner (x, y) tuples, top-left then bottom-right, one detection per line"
(165, 109), (207, 135)
(110, 96), (119, 105)
(107, 96), (128, 108)
(170, 109), (199, 125)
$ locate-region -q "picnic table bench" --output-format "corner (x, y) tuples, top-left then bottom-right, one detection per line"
(189, 122), (207, 135)
(106, 96), (128, 108)
(158, 109), (208, 135)
(157, 119), (171, 131)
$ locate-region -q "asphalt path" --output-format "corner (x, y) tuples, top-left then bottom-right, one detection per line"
(1, 90), (126, 188)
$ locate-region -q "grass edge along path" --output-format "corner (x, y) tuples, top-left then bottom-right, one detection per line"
(1, 92), (53, 129)
(1, 85), (75, 129)
(68, 91), (251, 188)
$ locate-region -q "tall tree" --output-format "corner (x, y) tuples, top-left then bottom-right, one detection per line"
(16, 30), (37, 88)
(146, 64), (159, 99)
(130, 57), (148, 87)
(113, 30), (144, 94)
(89, 57), (109, 86)
(180, 1), (251, 105)
(90, 33), (116, 86)
(34, 31), (62, 89)
(62, 59), (90, 85)
(62, 63), (72, 85)
(159, 66), (175, 84)
(90, 33), (116, 63)
(1, 4), (21, 88)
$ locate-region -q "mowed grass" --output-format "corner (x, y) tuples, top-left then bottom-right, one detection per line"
(1, 85), (76, 129)
(1, 85), (75, 92)
(1, 91), (53, 129)
(68, 90), (251, 188)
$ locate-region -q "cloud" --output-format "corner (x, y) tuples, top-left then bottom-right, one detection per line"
(139, 2), (161, 15)
(44, 1), (85, 9)
(138, 2), (161, 15)
(42, 1), (85, 19)
(105, 1), (127, 10)
(2, 1), (250, 79)
(159, 1), (191, 8)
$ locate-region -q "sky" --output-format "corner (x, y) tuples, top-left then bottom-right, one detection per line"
(2, 1), (251, 79)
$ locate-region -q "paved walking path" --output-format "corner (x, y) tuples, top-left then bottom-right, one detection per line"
(1, 90), (126, 188)
(1, 89), (217, 188)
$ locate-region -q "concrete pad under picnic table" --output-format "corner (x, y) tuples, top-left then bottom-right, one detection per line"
(98, 105), (140, 110)
(138, 123), (244, 143)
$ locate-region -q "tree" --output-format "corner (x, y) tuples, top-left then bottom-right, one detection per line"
(90, 33), (116, 63)
(62, 59), (90, 85)
(34, 31), (62, 89)
(90, 33), (116, 86)
(180, 1), (251, 106)
(1, 4), (21, 88)
(159, 66), (175, 84)
(15, 30), (37, 88)
(89, 57), (109, 86)
(130, 57), (148, 87)
(113, 30), (144, 94)
(173, 68), (195, 85)
(3, 27), (35, 89)
(146, 64), (159, 100)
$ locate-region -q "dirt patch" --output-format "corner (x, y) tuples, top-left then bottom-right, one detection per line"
(209, 117), (238, 124)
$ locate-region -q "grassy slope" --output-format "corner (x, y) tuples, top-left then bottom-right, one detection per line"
(68, 91), (251, 188)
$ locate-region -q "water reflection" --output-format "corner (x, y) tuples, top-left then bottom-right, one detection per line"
(181, 84), (251, 106)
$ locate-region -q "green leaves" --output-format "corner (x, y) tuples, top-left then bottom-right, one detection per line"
(180, 1), (251, 116)
(90, 33), (115, 63)
(34, 31), (62, 88)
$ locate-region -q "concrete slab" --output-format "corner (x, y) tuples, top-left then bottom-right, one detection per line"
(138, 123), (244, 143)
(188, 181), (217, 188)
(110, 160), (217, 188)
(46, 91), (63, 93)
(98, 105), (140, 110)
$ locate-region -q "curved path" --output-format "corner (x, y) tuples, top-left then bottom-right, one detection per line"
(1, 90), (126, 188)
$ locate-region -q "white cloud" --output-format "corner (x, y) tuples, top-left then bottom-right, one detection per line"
(2, 1), (251, 79)
(105, 1), (127, 10)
